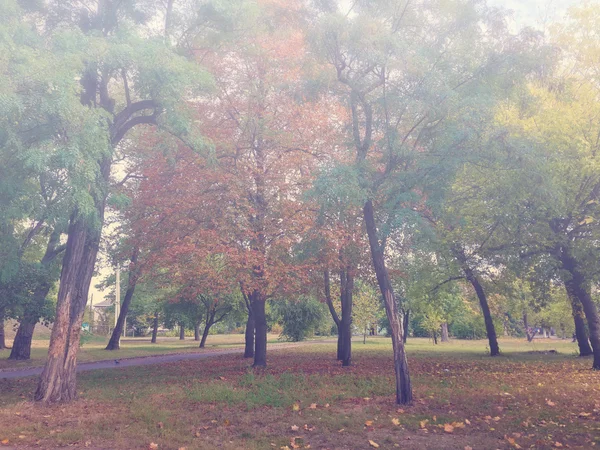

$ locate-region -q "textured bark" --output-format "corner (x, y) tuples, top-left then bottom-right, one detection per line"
(251, 293), (267, 367)
(194, 322), (200, 341)
(151, 313), (159, 344)
(199, 316), (212, 348)
(244, 311), (254, 358)
(323, 271), (343, 360)
(561, 251), (600, 369)
(35, 212), (102, 403)
(456, 249), (500, 356)
(179, 322), (185, 340)
(565, 283), (593, 356)
(363, 200), (412, 404)
(106, 249), (139, 351)
(441, 322), (449, 342)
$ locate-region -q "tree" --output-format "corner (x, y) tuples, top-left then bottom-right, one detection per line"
(352, 281), (383, 344)
(275, 296), (326, 342)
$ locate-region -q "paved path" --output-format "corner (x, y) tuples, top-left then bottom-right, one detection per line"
(0, 340), (334, 380)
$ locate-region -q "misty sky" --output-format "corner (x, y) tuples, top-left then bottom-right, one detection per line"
(488, 0), (582, 29)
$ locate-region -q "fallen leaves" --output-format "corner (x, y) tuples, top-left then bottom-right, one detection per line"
(443, 423), (454, 433)
(391, 418), (400, 426)
(368, 440), (380, 448)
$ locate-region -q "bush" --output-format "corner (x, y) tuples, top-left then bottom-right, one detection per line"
(274, 297), (325, 342)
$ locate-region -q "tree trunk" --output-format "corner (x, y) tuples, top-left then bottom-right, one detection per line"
(251, 293), (267, 367)
(8, 319), (36, 360)
(35, 212), (102, 403)
(106, 249), (139, 351)
(151, 313), (158, 344)
(339, 269), (353, 366)
(323, 270), (343, 360)
(363, 200), (412, 404)
(441, 322), (449, 342)
(199, 315), (213, 348)
(460, 258), (500, 356)
(179, 322), (185, 340)
(0, 307), (5, 350)
(561, 251), (600, 369)
(402, 309), (409, 344)
(566, 284), (593, 356)
(194, 322), (200, 341)
(244, 310), (254, 358)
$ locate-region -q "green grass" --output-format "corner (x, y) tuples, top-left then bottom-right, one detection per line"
(0, 337), (597, 449)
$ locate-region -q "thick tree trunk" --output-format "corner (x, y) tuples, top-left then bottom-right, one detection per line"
(194, 322), (200, 341)
(323, 271), (343, 360)
(402, 310), (409, 344)
(460, 259), (500, 356)
(363, 200), (411, 404)
(339, 269), (353, 366)
(244, 310), (254, 358)
(35, 212), (102, 403)
(251, 293), (267, 367)
(561, 252), (600, 369)
(179, 322), (185, 340)
(441, 322), (449, 342)
(9, 319), (36, 360)
(566, 284), (593, 356)
(151, 313), (158, 344)
(0, 307), (5, 350)
(106, 249), (139, 351)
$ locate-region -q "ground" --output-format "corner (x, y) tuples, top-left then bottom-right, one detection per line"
(0, 337), (599, 449)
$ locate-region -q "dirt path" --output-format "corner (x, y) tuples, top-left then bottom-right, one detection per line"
(0, 340), (333, 380)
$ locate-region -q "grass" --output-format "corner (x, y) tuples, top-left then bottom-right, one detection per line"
(0, 333), (283, 370)
(1, 337), (599, 449)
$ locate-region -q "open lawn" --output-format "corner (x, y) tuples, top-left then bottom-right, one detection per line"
(0, 333), (282, 371)
(1, 337), (599, 449)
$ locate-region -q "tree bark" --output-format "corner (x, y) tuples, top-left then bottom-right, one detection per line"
(179, 322), (185, 340)
(565, 283), (593, 356)
(363, 200), (412, 404)
(323, 271), (343, 360)
(251, 293), (267, 367)
(561, 251), (600, 368)
(151, 313), (158, 343)
(199, 314), (213, 348)
(457, 251), (500, 356)
(244, 310), (254, 358)
(0, 307), (5, 350)
(35, 211), (102, 403)
(9, 319), (35, 360)
(106, 249), (139, 351)
(339, 269), (353, 366)
(441, 322), (449, 342)
(402, 310), (410, 344)
(194, 322), (200, 341)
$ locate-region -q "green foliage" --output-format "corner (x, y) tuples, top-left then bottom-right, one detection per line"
(274, 297), (327, 342)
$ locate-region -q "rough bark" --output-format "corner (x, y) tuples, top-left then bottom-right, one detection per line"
(194, 322), (200, 341)
(251, 293), (267, 367)
(106, 249), (139, 351)
(179, 322), (185, 340)
(457, 249), (500, 356)
(9, 320), (35, 360)
(35, 212), (102, 403)
(441, 322), (449, 342)
(561, 251), (600, 368)
(565, 283), (593, 356)
(151, 313), (158, 344)
(363, 200), (412, 404)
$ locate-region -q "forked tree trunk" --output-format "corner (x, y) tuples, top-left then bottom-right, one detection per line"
(251, 293), (267, 367)
(35, 213), (102, 403)
(179, 322), (185, 340)
(323, 271), (343, 360)
(106, 249), (139, 351)
(561, 252), (600, 369)
(460, 259), (500, 356)
(151, 313), (159, 344)
(0, 307), (6, 350)
(566, 284), (593, 356)
(194, 322), (200, 341)
(441, 322), (449, 342)
(339, 269), (353, 366)
(364, 200), (411, 404)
